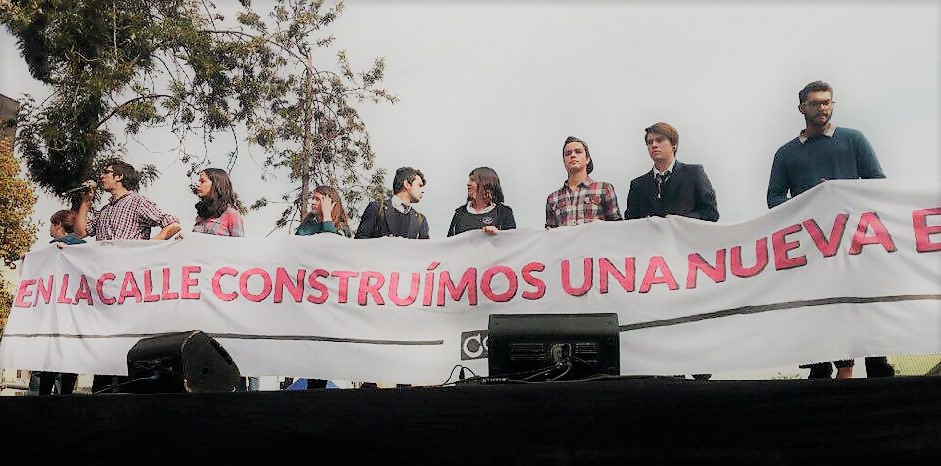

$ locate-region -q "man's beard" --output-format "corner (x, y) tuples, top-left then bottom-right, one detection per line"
(806, 112), (831, 128)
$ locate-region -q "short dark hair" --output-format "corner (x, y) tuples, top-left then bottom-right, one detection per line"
(644, 122), (679, 155)
(562, 136), (593, 174)
(104, 159), (140, 191)
(799, 80), (833, 104)
(468, 167), (505, 204)
(50, 210), (77, 233)
(392, 167), (425, 194)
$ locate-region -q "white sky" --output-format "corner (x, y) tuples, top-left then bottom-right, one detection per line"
(2, 1), (938, 379)
(2, 2), (938, 240)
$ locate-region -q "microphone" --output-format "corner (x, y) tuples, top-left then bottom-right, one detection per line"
(63, 180), (97, 195)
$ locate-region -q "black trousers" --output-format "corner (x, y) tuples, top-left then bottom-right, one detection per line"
(36, 372), (78, 395)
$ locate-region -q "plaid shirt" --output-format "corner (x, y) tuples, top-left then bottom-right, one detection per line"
(88, 192), (178, 240)
(193, 207), (245, 237)
(545, 177), (622, 228)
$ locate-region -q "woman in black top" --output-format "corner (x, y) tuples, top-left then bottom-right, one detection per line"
(447, 167), (516, 236)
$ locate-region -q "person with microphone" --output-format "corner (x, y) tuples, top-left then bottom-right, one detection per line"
(74, 159), (180, 241)
(72, 159), (180, 393)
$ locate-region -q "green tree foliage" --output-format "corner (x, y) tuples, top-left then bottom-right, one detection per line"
(1, 0), (276, 199)
(3, 0), (395, 229)
(237, 0), (395, 228)
(0, 136), (38, 334)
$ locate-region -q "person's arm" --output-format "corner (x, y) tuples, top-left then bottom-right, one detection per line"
(228, 209), (245, 237)
(447, 211), (459, 237)
(319, 196), (339, 234)
(354, 201), (379, 239)
(853, 132), (886, 180)
(499, 205), (516, 231)
(153, 222), (181, 240)
(136, 195), (181, 240)
(418, 213), (430, 239)
(691, 166), (719, 222)
(545, 195), (558, 229)
(767, 149), (790, 208)
(74, 185), (95, 238)
(321, 221), (339, 234)
(601, 183), (623, 221)
(624, 180), (642, 220)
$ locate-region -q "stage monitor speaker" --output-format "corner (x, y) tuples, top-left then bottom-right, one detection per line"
(125, 330), (240, 393)
(488, 313), (620, 381)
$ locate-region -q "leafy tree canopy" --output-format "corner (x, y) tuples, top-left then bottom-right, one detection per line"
(2, 0), (395, 229)
(1, 131), (38, 333)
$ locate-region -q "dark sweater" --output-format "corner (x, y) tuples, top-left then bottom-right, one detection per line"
(355, 199), (429, 239)
(767, 127), (884, 208)
(447, 204), (516, 237)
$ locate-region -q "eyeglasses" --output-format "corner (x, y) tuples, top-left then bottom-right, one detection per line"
(101, 169), (114, 175)
(803, 99), (835, 109)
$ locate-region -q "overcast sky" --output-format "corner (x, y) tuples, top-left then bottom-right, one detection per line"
(3, 1), (939, 240)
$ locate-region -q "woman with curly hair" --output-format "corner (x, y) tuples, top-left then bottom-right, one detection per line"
(192, 168), (244, 237)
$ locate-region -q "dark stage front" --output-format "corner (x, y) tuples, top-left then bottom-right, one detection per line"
(3, 376), (940, 465)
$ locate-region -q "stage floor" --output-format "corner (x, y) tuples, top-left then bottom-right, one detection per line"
(3, 375), (939, 465)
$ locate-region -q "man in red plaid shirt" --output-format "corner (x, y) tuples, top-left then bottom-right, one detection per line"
(75, 159), (180, 241)
(545, 136), (622, 228)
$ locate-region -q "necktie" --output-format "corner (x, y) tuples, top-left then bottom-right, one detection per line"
(656, 170), (671, 199)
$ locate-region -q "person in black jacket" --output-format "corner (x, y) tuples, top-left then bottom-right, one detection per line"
(624, 122), (719, 222)
(624, 122), (718, 381)
(355, 167), (430, 239)
(447, 167), (516, 236)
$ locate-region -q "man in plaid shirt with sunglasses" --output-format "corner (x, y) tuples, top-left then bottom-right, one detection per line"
(545, 136), (622, 228)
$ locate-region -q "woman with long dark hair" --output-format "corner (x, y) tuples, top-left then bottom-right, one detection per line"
(192, 168), (244, 237)
(447, 167), (516, 236)
(296, 185), (351, 237)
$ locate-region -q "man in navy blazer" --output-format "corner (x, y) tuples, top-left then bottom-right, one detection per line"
(624, 122), (719, 222)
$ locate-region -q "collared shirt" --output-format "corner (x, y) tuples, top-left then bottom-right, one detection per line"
(545, 177), (622, 228)
(390, 195), (412, 214)
(798, 123), (836, 143)
(193, 207), (244, 237)
(650, 158), (677, 177)
(465, 202), (496, 215)
(88, 191), (178, 240)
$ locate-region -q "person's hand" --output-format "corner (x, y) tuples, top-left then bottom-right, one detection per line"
(55, 242), (66, 250)
(79, 180), (97, 203)
(482, 225), (499, 235)
(320, 195), (335, 222)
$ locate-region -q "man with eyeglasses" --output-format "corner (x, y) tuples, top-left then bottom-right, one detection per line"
(767, 80), (884, 208)
(73, 159), (180, 394)
(767, 80), (892, 380)
(75, 159), (181, 241)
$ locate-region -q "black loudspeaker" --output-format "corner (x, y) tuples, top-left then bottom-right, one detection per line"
(488, 313), (620, 381)
(125, 330), (240, 393)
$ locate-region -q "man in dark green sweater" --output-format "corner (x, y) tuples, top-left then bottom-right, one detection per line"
(767, 80), (893, 380)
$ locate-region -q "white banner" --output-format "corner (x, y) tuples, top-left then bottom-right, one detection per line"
(1, 178), (940, 384)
